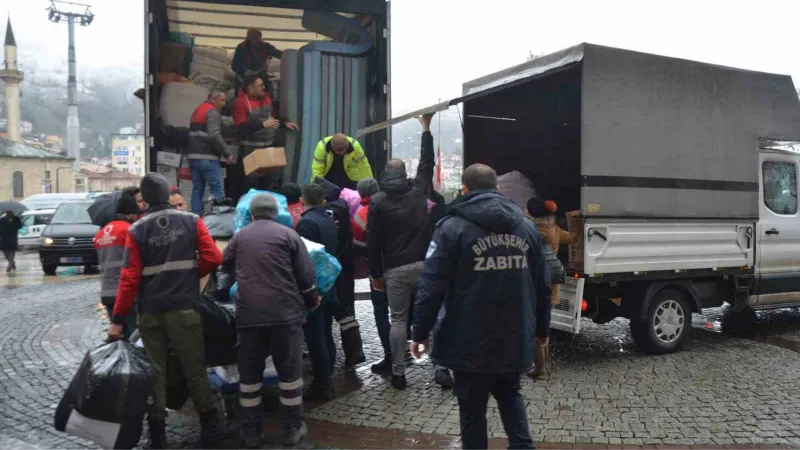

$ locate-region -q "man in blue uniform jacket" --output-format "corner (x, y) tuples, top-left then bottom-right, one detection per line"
(411, 163), (552, 450)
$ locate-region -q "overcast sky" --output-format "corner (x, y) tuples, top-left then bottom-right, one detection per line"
(2, 0), (798, 113)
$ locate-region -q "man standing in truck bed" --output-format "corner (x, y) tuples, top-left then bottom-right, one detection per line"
(231, 28), (282, 90)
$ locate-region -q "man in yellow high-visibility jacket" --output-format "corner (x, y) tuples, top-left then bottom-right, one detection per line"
(311, 134), (373, 190)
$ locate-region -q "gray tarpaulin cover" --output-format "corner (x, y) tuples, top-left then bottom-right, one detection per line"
(497, 170), (537, 210)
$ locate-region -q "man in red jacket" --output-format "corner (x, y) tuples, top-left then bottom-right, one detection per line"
(229, 73), (298, 202)
(94, 189), (140, 337)
(107, 173), (228, 449)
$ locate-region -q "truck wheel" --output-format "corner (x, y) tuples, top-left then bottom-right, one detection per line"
(630, 288), (691, 355)
(43, 264), (58, 276)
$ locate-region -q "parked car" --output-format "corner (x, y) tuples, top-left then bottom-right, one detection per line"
(22, 193), (92, 212)
(17, 209), (55, 250)
(39, 202), (99, 276)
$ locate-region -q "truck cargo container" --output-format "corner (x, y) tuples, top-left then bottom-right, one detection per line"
(362, 43), (800, 354)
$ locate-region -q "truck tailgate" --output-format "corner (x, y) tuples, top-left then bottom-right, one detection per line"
(582, 220), (755, 275)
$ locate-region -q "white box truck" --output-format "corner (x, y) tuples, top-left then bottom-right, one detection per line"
(362, 43), (800, 355)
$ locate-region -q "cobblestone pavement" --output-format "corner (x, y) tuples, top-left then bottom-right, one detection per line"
(1, 278), (800, 448)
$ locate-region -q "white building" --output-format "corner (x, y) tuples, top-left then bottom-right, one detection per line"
(110, 134), (146, 176)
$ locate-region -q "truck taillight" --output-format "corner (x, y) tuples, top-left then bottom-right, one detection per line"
(581, 299), (588, 312)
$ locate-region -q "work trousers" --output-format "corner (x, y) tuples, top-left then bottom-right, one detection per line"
(2, 250), (15, 267)
(384, 261), (424, 376)
(137, 310), (216, 421)
(237, 324), (304, 430)
(370, 287), (391, 359)
(303, 291), (338, 387)
(452, 371), (534, 449)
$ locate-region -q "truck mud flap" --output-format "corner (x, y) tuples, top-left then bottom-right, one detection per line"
(550, 278), (585, 334)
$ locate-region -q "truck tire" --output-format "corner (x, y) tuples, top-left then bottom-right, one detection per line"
(43, 264), (57, 276)
(630, 288), (691, 355)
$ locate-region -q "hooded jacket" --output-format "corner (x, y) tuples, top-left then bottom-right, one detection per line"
(112, 173), (222, 322)
(314, 177), (353, 260)
(411, 190), (552, 374)
(366, 131), (435, 278)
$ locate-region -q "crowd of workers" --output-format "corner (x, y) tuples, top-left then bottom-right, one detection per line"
(94, 28), (562, 450)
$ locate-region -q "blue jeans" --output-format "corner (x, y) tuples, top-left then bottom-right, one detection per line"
(303, 291), (338, 387)
(188, 159), (224, 215)
(452, 371), (533, 449)
(370, 288), (391, 359)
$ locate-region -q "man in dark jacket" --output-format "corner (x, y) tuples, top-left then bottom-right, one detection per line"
(0, 210), (22, 272)
(314, 177), (366, 368)
(188, 89), (235, 214)
(411, 164), (552, 450)
(295, 183), (339, 400)
(231, 28), (282, 89)
(366, 113), (436, 389)
(107, 173), (228, 449)
(222, 193), (319, 448)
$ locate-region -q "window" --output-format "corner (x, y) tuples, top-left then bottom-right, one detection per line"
(44, 170), (51, 180)
(763, 161), (798, 215)
(51, 202), (92, 224)
(11, 171), (23, 198)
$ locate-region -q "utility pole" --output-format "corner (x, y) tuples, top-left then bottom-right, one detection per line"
(47, 0), (94, 172)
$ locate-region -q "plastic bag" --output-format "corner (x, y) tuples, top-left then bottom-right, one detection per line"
(54, 341), (154, 449)
(197, 295), (237, 367)
(497, 170), (538, 209)
(302, 237), (342, 294)
(208, 357), (279, 395)
(234, 189), (292, 233)
(340, 188), (361, 217)
(203, 204), (236, 239)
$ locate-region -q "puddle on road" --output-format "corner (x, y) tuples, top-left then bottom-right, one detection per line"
(694, 306), (800, 353)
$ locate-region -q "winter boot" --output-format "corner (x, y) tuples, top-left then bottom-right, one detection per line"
(341, 327), (366, 368)
(199, 408), (231, 448)
(146, 419), (167, 449)
(370, 357), (392, 375)
(239, 404), (264, 449)
(306, 381), (334, 402)
(529, 340), (549, 380)
(284, 421), (308, 446)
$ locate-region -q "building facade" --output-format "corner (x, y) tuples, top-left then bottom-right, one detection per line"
(0, 138), (77, 201)
(110, 134), (146, 176)
(80, 161), (141, 192)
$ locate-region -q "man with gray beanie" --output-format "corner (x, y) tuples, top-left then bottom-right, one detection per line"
(222, 193), (320, 448)
(107, 172), (228, 449)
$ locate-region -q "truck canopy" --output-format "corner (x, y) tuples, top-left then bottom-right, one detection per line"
(364, 43), (800, 219)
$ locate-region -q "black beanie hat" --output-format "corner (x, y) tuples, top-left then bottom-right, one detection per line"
(116, 191), (140, 215)
(140, 173), (170, 206)
(280, 183), (302, 204)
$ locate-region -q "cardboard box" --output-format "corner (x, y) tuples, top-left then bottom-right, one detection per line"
(243, 147), (286, 176)
(567, 214), (585, 266)
(156, 165), (178, 187)
(157, 151), (182, 168)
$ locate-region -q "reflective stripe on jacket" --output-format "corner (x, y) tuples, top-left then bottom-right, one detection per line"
(310, 136), (373, 183)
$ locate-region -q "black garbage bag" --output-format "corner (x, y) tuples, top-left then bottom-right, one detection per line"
(165, 351), (189, 411)
(198, 294), (237, 367)
(54, 341), (155, 449)
(88, 191), (123, 227)
(202, 266), (235, 303)
(203, 200), (235, 239)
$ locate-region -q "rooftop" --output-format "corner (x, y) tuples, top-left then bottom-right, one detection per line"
(0, 137), (72, 160)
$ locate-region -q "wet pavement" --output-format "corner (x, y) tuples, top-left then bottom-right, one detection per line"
(0, 251), (98, 290)
(0, 275), (799, 448)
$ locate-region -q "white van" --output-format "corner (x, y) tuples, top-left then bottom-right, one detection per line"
(17, 209), (56, 249)
(21, 193), (92, 211)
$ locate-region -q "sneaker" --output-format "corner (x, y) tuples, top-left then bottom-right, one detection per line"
(526, 368), (547, 381)
(284, 421), (308, 446)
(370, 358), (392, 375)
(391, 374), (407, 390)
(434, 368), (454, 389)
(240, 425), (263, 449)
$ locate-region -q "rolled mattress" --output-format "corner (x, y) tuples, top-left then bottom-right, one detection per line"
(159, 82), (210, 129)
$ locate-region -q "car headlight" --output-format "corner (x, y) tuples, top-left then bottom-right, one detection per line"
(43, 237), (54, 246)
